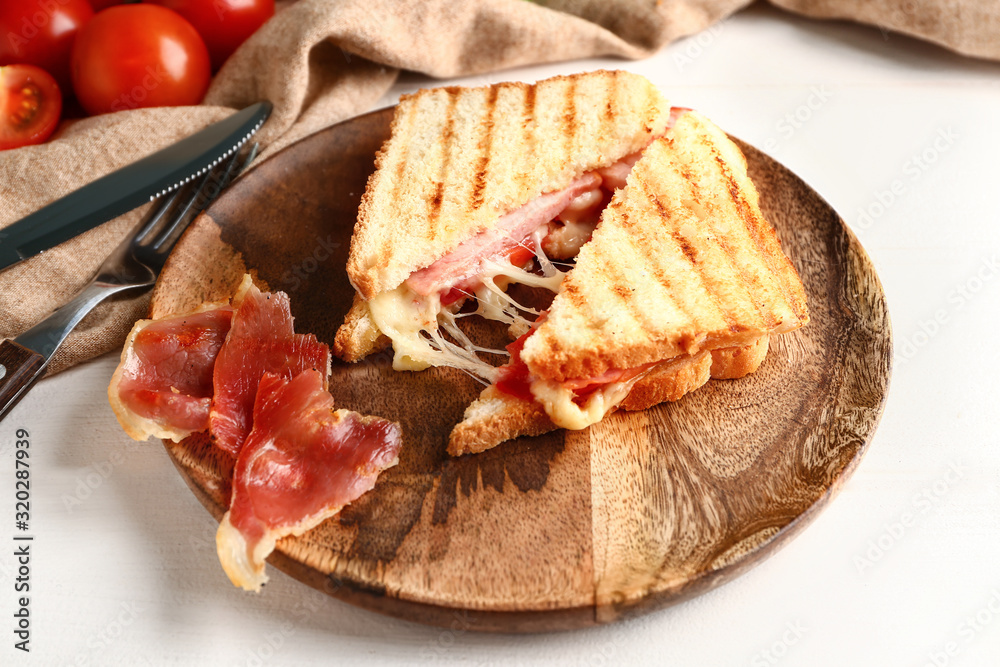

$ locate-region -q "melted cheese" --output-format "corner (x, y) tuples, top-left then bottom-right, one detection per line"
(528, 362), (656, 430)
(543, 217), (600, 260)
(528, 379), (633, 430)
(546, 185), (603, 259)
(367, 286), (491, 376)
(366, 247), (565, 380)
(364, 221), (649, 431)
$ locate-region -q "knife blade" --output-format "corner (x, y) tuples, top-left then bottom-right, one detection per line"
(0, 101), (271, 272)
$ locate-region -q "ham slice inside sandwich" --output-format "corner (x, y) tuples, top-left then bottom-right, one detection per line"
(367, 109), (691, 381)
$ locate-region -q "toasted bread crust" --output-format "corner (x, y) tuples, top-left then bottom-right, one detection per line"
(346, 70), (671, 300)
(618, 350), (712, 411)
(448, 336), (768, 456)
(709, 334), (769, 379)
(448, 337), (767, 455)
(333, 293), (389, 362)
(520, 112), (809, 383)
(447, 386), (554, 457)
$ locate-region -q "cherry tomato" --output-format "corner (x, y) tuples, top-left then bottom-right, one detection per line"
(0, 0), (94, 91)
(0, 64), (62, 150)
(507, 244), (536, 268)
(147, 0), (275, 71)
(70, 5), (210, 116)
(89, 0), (129, 9)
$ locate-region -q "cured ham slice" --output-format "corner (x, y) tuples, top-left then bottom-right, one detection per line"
(209, 277), (331, 457)
(404, 173), (602, 297)
(401, 110), (691, 301)
(109, 304), (233, 442)
(216, 370), (402, 591)
(108, 274), (404, 594)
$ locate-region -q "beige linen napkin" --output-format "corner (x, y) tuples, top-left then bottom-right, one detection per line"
(0, 0), (994, 374)
(771, 0), (1000, 61)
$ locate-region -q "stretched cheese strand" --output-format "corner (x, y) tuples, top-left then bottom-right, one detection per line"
(367, 248), (563, 379)
(365, 143), (660, 380)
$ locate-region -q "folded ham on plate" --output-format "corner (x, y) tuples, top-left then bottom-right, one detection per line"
(109, 275), (402, 592)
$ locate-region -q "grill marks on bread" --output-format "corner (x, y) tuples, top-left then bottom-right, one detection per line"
(514, 84), (538, 195)
(345, 70), (672, 299)
(717, 150), (808, 323)
(695, 136), (802, 330)
(562, 77), (578, 156)
(644, 179), (744, 335)
(520, 112), (809, 383)
(663, 157), (770, 332)
(470, 85), (500, 210)
(427, 92), (458, 240)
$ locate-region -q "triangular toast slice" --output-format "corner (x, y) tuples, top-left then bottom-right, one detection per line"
(449, 337), (768, 456)
(335, 70), (672, 371)
(449, 110), (807, 453)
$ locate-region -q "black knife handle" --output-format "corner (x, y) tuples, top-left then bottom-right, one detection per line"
(0, 340), (46, 423)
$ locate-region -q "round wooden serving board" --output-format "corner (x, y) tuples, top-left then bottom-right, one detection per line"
(150, 107), (891, 632)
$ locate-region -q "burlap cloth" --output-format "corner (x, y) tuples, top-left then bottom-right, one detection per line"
(1, 0), (996, 375)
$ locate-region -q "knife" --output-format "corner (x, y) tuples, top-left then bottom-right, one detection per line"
(0, 143), (256, 423)
(0, 101), (272, 272)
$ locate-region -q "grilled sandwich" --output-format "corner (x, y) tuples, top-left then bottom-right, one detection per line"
(448, 111), (809, 454)
(334, 70), (673, 375)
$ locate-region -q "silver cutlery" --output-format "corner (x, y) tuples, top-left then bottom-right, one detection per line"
(0, 143), (258, 422)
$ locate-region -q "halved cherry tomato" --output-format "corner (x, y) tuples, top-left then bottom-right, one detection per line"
(70, 5), (211, 116)
(0, 64), (62, 150)
(147, 0), (275, 71)
(495, 328), (535, 402)
(0, 0), (94, 91)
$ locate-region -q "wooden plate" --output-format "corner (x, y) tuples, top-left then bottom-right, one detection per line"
(149, 107), (891, 632)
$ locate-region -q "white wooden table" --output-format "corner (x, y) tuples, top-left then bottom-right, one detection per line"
(3, 4), (999, 665)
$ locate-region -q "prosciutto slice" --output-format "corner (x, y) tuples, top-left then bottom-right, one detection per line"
(109, 305), (233, 442)
(209, 279), (331, 457)
(216, 370), (402, 591)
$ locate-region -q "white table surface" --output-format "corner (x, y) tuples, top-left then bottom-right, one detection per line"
(4, 4), (1000, 665)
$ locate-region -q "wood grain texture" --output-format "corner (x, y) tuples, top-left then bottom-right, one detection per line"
(151, 107), (891, 632)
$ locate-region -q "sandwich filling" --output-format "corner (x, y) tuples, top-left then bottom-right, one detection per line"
(365, 142), (659, 380)
(361, 107), (694, 429)
(494, 319), (663, 430)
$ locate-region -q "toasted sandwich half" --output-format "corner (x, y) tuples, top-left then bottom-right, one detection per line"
(448, 111), (809, 455)
(334, 70), (673, 376)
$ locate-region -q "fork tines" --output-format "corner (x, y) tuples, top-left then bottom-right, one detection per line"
(137, 145), (257, 255)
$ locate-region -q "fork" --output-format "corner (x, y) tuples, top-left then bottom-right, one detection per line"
(0, 143), (258, 423)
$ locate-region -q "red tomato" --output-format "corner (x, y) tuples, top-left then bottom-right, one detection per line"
(89, 0), (129, 9)
(0, 64), (62, 150)
(0, 0), (94, 91)
(507, 244), (536, 268)
(70, 5), (210, 116)
(147, 0), (275, 71)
